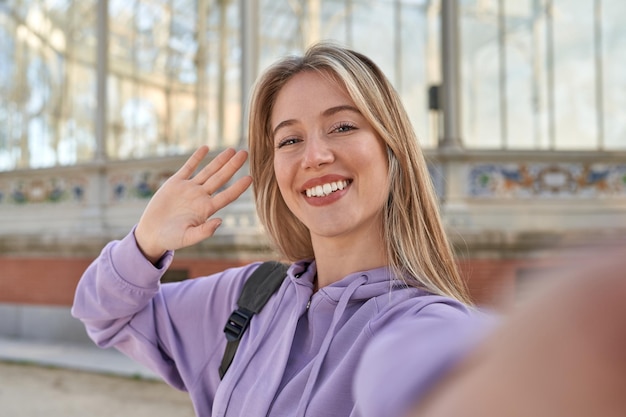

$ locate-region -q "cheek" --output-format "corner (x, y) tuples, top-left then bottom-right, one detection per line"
(273, 157), (292, 198)
(369, 149), (391, 202)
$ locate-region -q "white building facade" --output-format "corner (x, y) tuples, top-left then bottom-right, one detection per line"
(1, 0), (625, 342)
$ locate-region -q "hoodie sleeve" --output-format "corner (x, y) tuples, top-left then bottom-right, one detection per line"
(353, 300), (495, 417)
(71, 228), (257, 391)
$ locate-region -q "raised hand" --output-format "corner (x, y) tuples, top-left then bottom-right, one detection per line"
(135, 146), (253, 264)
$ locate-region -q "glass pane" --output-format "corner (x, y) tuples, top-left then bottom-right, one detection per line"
(206, 0), (242, 148)
(552, 0), (597, 150)
(460, 0), (502, 148)
(352, 1), (396, 79)
(320, 0), (351, 44)
(504, 0), (546, 149)
(107, 76), (165, 159)
(400, 1), (437, 148)
(0, 0), (97, 171)
(107, 0), (242, 160)
(602, 0), (626, 149)
(258, 0), (303, 69)
(65, 63), (97, 164)
(108, 0), (176, 159)
(461, 0), (606, 150)
(0, 13), (18, 170)
(26, 55), (56, 169)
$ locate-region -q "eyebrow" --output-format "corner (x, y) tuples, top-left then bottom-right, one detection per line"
(272, 105), (362, 138)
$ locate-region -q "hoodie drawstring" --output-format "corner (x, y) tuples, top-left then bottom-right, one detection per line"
(294, 276), (367, 417)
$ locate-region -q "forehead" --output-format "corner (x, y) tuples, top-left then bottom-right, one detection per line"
(271, 70), (354, 126)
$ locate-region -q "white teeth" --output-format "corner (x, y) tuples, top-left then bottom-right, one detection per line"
(305, 180), (349, 197)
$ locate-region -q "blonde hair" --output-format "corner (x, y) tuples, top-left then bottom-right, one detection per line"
(248, 42), (472, 304)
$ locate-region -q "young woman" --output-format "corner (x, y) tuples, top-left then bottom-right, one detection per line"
(72, 43), (488, 417)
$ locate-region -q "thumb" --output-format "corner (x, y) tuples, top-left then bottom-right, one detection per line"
(185, 218), (223, 245)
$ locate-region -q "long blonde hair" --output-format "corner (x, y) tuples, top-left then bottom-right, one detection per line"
(248, 42), (472, 304)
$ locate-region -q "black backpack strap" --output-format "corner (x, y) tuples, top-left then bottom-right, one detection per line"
(219, 261), (288, 379)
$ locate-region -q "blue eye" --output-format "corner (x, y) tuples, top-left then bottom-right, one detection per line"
(277, 137), (301, 148)
(332, 122), (356, 133)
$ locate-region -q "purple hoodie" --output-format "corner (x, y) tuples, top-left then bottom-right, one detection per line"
(72, 230), (489, 417)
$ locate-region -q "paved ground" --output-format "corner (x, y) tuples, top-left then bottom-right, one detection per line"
(0, 361), (195, 417)
(0, 337), (196, 416)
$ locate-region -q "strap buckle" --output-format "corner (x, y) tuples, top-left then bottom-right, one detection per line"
(224, 308), (252, 342)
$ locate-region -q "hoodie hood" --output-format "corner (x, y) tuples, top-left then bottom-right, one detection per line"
(289, 259), (400, 302)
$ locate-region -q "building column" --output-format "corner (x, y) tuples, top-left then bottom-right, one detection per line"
(239, 0), (259, 146)
(440, 0), (463, 148)
(89, 0), (109, 235)
(95, 0), (108, 162)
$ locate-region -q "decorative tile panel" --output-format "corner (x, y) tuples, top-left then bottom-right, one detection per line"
(469, 163), (626, 198)
(0, 176), (88, 205)
(109, 170), (174, 202)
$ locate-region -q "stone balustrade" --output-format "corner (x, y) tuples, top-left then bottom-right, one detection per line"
(1, 148), (626, 259)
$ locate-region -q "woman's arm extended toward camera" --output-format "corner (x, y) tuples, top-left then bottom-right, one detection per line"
(413, 244), (626, 417)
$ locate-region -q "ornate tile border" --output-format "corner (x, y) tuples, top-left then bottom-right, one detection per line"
(469, 163), (626, 198)
(5, 162), (625, 205)
(109, 169), (174, 202)
(0, 176), (88, 205)
(0, 166), (176, 205)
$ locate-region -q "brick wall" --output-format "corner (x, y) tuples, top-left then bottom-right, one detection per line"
(1, 255), (537, 310)
(0, 257), (93, 306)
(0, 256), (257, 306)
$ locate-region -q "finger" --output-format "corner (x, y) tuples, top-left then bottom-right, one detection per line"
(209, 175), (253, 210)
(203, 150), (249, 195)
(176, 146), (210, 179)
(192, 148), (237, 185)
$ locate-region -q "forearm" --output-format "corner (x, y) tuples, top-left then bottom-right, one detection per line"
(71, 229), (170, 346)
(413, 245), (626, 417)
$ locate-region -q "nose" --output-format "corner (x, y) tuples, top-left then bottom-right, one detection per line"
(301, 135), (334, 169)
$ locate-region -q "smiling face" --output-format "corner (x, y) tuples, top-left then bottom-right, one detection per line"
(271, 70), (390, 247)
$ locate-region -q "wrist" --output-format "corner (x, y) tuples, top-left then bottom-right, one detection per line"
(134, 225), (166, 264)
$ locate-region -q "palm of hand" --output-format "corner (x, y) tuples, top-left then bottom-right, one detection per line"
(135, 146), (252, 263)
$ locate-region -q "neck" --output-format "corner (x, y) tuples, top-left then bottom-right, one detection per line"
(311, 229), (387, 288)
